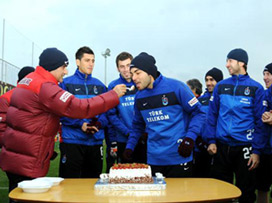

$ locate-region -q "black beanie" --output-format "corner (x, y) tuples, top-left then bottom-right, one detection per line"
(227, 48), (248, 64)
(130, 52), (157, 79)
(39, 48), (69, 71)
(17, 66), (35, 82)
(264, 63), (272, 74)
(205, 67), (223, 83)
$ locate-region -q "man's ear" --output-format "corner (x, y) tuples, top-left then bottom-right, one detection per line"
(76, 59), (81, 67)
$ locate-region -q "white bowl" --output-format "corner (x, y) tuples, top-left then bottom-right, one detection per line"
(18, 180), (53, 193)
(34, 177), (64, 186)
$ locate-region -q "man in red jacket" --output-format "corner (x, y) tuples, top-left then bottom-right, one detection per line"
(0, 48), (126, 198)
(0, 66), (35, 147)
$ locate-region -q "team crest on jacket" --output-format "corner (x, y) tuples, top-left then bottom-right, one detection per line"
(162, 95), (168, 106)
(244, 87), (250, 96)
(94, 86), (98, 94)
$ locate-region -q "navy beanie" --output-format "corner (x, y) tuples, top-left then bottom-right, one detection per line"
(17, 66), (35, 82)
(205, 67), (223, 83)
(227, 48), (248, 64)
(264, 63), (272, 74)
(39, 48), (69, 71)
(130, 52), (158, 79)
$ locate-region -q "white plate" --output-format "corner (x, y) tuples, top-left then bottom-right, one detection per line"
(35, 177), (64, 186)
(18, 180), (52, 193)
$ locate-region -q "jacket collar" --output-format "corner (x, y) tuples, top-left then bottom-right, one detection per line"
(152, 72), (162, 89)
(36, 66), (58, 84)
(203, 89), (212, 97)
(119, 74), (135, 85)
(231, 73), (249, 81)
(75, 68), (92, 80)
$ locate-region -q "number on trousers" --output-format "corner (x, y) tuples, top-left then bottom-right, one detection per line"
(243, 146), (252, 159)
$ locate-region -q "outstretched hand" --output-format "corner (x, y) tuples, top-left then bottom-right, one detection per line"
(113, 84), (127, 98)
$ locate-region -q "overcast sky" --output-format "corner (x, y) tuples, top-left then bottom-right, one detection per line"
(0, 0), (272, 87)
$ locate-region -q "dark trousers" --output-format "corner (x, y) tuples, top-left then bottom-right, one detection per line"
(106, 146), (116, 173)
(6, 172), (32, 203)
(117, 140), (147, 164)
(133, 138), (147, 164)
(256, 153), (272, 192)
(192, 150), (212, 178)
(117, 142), (126, 163)
(151, 161), (193, 178)
(59, 142), (103, 178)
(210, 142), (256, 203)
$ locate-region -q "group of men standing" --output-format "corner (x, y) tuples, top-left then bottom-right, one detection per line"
(0, 46), (272, 203)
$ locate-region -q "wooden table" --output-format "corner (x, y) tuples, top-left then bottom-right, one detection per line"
(9, 178), (241, 202)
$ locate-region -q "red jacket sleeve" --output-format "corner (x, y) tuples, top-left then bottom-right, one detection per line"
(0, 97), (10, 147)
(39, 82), (119, 118)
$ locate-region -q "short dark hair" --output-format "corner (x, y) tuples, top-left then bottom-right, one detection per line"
(187, 79), (203, 96)
(243, 63), (247, 72)
(115, 52), (133, 67)
(76, 46), (94, 60)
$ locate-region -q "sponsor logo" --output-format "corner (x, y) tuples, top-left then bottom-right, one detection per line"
(224, 87), (230, 91)
(59, 91), (72, 102)
(18, 77), (32, 86)
(263, 100), (268, 106)
(240, 98), (250, 104)
(143, 102), (148, 106)
(244, 87), (250, 96)
(210, 96), (214, 101)
(75, 88), (80, 91)
(188, 97), (198, 107)
(146, 110), (170, 122)
(162, 95), (168, 106)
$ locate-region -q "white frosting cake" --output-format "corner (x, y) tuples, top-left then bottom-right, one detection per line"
(109, 163), (153, 184)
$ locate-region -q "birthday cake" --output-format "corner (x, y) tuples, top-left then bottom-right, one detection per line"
(109, 163), (153, 184)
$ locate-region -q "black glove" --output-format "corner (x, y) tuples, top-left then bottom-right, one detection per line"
(110, 142), (118, 158)
(86, 117), (102, 135)
(178, 137), (194, 157)
(195, 136), (208, 152)
(123, 149), (133, 162)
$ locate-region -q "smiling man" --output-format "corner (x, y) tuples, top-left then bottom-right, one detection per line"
(205, 48), (267, 203)
(193, 67), (223, 178)
(123, 52), (205, 178)
(58, 46), (118, 178)
(107, 52), (147, 166)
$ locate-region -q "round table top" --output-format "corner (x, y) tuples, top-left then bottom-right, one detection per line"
(9, 178), (241, 203)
